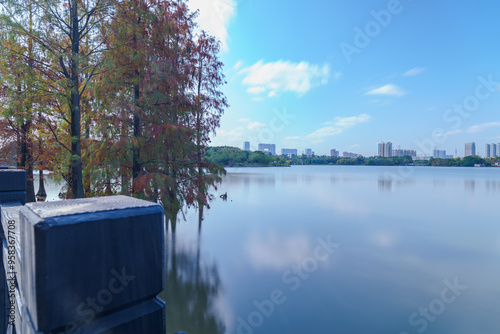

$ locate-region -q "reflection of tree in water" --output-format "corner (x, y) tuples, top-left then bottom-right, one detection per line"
(160, 231), (225, 334)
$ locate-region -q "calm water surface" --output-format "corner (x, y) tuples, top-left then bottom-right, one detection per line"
(161, 166), (500, 334)
(40, 166), (500, 333)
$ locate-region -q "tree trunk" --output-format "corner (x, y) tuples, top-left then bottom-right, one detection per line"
(20, 122), (35, 202)
(83, 121), (91, 197)
(132, 82), (141, 195)
(36, 169), (47, 202)
(69, 0), (84, 198)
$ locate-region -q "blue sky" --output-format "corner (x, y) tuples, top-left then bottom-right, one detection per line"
(190, 0), (500, 157)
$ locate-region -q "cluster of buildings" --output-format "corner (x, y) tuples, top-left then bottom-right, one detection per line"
(464, 142), (500, 158)
(243, 142), (361, 158)
(432, 149), (454, 159)
(242, 140), (500, 159)
(330, 149), (362, 158)
(484, 143), (499, 157)
(378, 142), (416, 158)
(244, 142), (298, 157)
(341, 152), (363, 159)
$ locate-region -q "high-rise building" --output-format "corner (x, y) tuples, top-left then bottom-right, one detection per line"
(378, 143), (384, 157)
(433, 149), (447, 159)
(385, 142), (392, 157)
(258, 143), (276, 155)
(281, 149), (297, 157)
(492, 144), (497, 157)
(378, 142), (392, 157)
(305, 149), (313, 157)
(330, 149), (339, 157)
(243, 141), (250, 151)
(464, 142), (476, 157)
(485, 144), (491, 158)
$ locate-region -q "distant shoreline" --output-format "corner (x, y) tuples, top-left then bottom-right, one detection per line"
(223, 164), (499, 168)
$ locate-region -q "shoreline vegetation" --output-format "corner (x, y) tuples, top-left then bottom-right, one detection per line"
(206, 146), (500, 168)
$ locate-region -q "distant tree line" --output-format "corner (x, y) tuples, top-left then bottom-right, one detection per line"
(207, 147), (500, 168)
(290, 155), (413, 166)
(0, 0), (227, 225)
(426, 156), (495, 167)
(206, 147), (414, 167)
(205, 147), (290, 167)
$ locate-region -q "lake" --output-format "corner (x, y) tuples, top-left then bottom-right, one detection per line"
(38, 166), (500, 333)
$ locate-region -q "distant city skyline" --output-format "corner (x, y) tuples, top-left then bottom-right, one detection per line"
(243, 140), (498, 158)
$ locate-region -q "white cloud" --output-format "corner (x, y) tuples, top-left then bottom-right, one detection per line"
(239, 60), (330, 97)
(237, 118), (266, 131)
(247, 86), (266, 94)
(210, 125), (245, 147)
(307, 114), (372, 141)
(252, 97), (264, 102)
(233, 61), (243, 70)
(247, 121), (266, 131)
(365, 84), (407, 97)
(217, 126), (244, 138)
(369, 232), (400, 249)
(466, 122), (500, 133)
(189, 0), (235, 50)
(403, 67), (425, 76)
(434, 129), (463, 137)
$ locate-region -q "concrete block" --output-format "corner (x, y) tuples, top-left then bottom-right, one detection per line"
(0, 170), (26, 192)
(0, 192), (26, 206)
(20, 195), (166, 333)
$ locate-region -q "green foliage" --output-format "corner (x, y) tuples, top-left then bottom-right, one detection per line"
(206, 147), (290, 167)
(428, 156), (488, 167)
